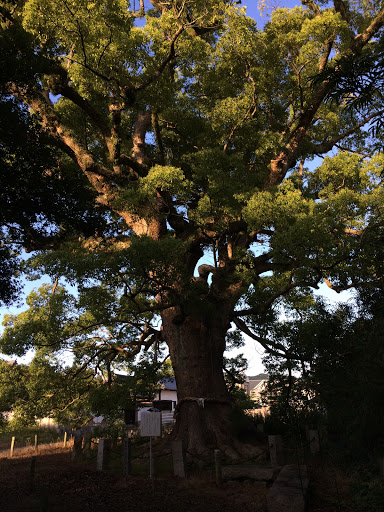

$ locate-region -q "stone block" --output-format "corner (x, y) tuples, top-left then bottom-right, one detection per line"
(97, 438), (111, 471)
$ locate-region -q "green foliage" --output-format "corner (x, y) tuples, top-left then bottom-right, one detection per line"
(87, 358), (164, 422)
(0, 95), (106, 305)
(320, 290), (384, 459)
(0, 279), (169, 427)
(260, 287), (384, 462)
(2, 0), (384, 454)
(223, 351), (254, 409)
(141, 165), (192, 199)
(0, 350), (165, 428)
(2, 0), (384, 312)
(0, 425), (61, 444)
(0, 360), (29, 415)
(350, 474), (384, 512)
(0, 355), (96, 428)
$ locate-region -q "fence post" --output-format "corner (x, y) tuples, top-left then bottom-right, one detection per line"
(123, 438), (132, 476)
(63, 432), (67, 448)
(268, 435), (284, 466)
(214, 449), (222, 486)
(10, 436), (15, 457)
(34, 434), (38, 453)
(72, 436), (83, 461)
(83, 437), (92, 459)
(97, 438), (111, 472)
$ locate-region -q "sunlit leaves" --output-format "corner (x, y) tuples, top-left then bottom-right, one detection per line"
(0, 360), (29, 416)
(1, 284), (76, 356)
(4, 0), (384, 425)
(141, 165), (191, 200)
(307, 152), (368, 197)
(243, 181), (311, 231)
(23, 0), (133, 53)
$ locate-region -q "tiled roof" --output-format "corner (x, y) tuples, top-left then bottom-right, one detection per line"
(247, 374), (268, 394)
(114, 373), (177, 390)
(247, 373), (268, 380)
(159, 377), (177, 390)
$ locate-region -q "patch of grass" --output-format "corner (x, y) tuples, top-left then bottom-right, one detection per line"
(0, 426), (66, 453)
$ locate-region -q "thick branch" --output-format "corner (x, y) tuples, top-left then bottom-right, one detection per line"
(333, 0), (350, 22)
(118, 154), (149, 178)
(233, 318), (299, 360)
(323, 276), (363, 293)
(58, 83), (111, 146)
(268, 84), (329, 187)
(224, 62), (257, 152)
(132, 111), (152, 165)
(319, 39), (334, 72)
(234, 273), (321, 317)
(312, 108), (384, 154)
(352, 9), (384, 52)
(152, 111), (165, 165)
(267, 8), (384, 189)
(130, 26), (183, 93)
(132, 0), (145, 17)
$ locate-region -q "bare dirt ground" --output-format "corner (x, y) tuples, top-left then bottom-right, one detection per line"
(0, 445), (269, 512)
(0, 443), (356, 512)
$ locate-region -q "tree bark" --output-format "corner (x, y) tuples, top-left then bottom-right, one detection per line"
(161, 306), (261, 460)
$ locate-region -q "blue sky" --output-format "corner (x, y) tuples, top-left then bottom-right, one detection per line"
(244, 0), (301, 25)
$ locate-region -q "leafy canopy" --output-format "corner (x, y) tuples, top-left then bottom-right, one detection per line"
(1, 0), (384, 417)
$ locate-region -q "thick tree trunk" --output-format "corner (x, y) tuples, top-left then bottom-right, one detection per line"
(161, 307), (261, 460)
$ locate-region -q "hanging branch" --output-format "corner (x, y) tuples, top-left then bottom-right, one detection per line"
(233, 317), (300, 360)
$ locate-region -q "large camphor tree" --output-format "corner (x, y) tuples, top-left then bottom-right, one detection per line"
(2, 0), (384, 457)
